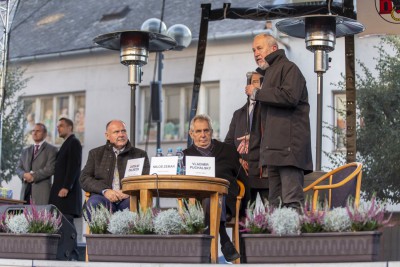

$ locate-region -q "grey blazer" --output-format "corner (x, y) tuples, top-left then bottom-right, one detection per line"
(16, 142), (58, 205)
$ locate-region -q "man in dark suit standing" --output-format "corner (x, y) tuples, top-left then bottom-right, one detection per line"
(225, 71), (268, 205)
(49, 117), (82, 225)
(16, 123), (57, 205)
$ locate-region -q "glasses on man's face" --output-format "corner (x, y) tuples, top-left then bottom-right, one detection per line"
(193, 129), (211, 135)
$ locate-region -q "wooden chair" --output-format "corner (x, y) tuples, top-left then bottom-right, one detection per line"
(226, 180), (245, 264)
(303, 162), (362, 211)
(84, 191), (90, 262)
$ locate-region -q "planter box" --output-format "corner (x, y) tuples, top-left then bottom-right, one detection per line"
(85, 234), (212, 263)
(242, 231), (382, 263)
(0, 233), (60, 260)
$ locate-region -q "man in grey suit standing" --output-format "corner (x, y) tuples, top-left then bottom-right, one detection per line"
(16, 123), (58, 204)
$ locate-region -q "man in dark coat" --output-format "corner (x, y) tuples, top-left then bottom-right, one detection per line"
(49, 118), (82, 223)
(225, 71), (268, 205)
(80, 120), (150, 213)
(246, 34), (313, 210)
(184, 114), (245, 262)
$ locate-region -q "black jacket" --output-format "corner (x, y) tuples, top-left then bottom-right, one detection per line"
(225, 102), (267, 189)
(49, 134), (82, 217)
(183, 140), (246, 217)
(80, 140), (150, 194)
(255, 49), (313, 174)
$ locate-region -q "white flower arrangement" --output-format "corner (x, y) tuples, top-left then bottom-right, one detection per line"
(108, 209), (137, 235)
(323, 207), (352, 232)
(154, 209), (185, 235)
(6, 214), (29, 234)
(269, 207), (301, 235)
(84, 199), (206, 235)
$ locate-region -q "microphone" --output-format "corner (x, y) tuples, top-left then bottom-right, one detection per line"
(246, 72), (253, 85)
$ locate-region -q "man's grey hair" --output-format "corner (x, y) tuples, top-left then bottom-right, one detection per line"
(189, 114), (213, 132)
(106, 120), (126, 130)
(255, 33), (279, 49)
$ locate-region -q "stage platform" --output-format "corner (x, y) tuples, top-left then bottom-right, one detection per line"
(0, 259), (400, 267)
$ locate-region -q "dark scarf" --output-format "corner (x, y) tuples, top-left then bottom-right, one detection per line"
(194, 140), (215, 157)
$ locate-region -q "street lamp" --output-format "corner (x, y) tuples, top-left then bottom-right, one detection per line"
(141, 18), (192, 150)
(93, 29), (176, 145)
(276, 14), (364, 171)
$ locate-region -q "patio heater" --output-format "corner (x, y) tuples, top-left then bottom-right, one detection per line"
(93, 31), (176, 145)
(276, 14), (364, 171)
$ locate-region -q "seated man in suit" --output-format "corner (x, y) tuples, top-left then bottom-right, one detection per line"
(80, 120), (150, 213)
(184, 114), (245, 262)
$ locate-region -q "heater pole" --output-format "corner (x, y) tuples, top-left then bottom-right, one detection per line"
(316, 72), (323, 171)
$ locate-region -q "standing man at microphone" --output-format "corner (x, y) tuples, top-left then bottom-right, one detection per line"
(225, 71), (268, 206)
(245, 33), (313, 211)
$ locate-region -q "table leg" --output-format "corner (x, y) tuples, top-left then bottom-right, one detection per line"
(130, 195), (137, 212)
(140, 189), (153, 211)
(209, 192), (222, 263)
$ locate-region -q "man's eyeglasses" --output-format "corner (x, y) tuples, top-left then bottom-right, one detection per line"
(193, 129), (211, 135)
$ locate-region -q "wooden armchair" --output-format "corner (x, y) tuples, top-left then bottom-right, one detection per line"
(303, 162), (362, 211)
(226, 180), (245, 264)
(84, 191), (90, 262)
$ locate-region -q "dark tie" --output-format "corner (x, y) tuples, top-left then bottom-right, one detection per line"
(33, 144), (39, 157)
(25, 144), (39, 203)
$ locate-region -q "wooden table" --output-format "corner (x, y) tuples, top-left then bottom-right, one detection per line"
(0, 197), (25, 205)
(121, 174), (229, 264)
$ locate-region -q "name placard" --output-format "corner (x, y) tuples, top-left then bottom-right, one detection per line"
(185, 156), (215, 177)
(124, 157), (145, 177)
(150, 156), (178, 175)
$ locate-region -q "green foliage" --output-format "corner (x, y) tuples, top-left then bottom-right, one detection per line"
(130, 207), (154, 234)
(1, 67), (29, 184)
(324, 36), (400, 203)
(356, 36), (400, 203)
(83, 204), (112, 234)
(300, 198), (327, 233)
(180, 199), (206, 234)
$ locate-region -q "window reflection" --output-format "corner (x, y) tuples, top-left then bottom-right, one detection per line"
(23, 93), (85, 146)
(140, 82), (219, 143)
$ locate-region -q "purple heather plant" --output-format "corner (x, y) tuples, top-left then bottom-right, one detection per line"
(0, 212), (7, 232)
(0, 205), (62, 234)
(240, 202), (271, 234)
(346, 196), (392, 231)
(23, 205), (62, 234)
(300, 199), (327, 233)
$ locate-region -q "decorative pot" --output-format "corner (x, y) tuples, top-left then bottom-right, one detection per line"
(242, 231), (381, 263)
(85, 234), (212, 263)
(0, 233), (60, 260)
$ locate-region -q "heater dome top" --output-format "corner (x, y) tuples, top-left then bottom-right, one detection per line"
(93, 30), (176, 52)
(276, 14), (365, 39)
